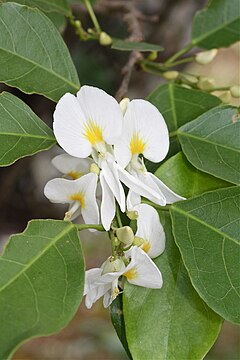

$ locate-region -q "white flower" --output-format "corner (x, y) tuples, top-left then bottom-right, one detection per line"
(134, 203), (165, 258)
(44, 172), (99, 223)
(84, 246), (163, 308)
(52, 153), (93, 179)
(114, 99), (184, 209)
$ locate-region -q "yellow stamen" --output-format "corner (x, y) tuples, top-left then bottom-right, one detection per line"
(141, 241), (151, 253)
(130, 133), (145, 155)
(67, 171), (82, 180)
(69, 192), (85, 208)
(84, 120), (103, 145)
(124, 267), (137, 280)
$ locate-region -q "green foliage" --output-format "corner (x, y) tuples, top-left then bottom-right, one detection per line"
(0, 220), (85, 359)
(123, 212), (222, 360)
(192, 0), (240, 49)
(112, 39), (163, 52)
(178, 106), (240, 185)
(147, 83), (221, 159)
(0, 3), (80, 102)
(171, 186), (240, 324)
(155, 152), (231, 199)
(1, 0), (71, 16)
(0, 92), (56, 166)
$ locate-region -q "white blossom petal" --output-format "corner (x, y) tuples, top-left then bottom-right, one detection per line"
(52, 154), (93, 178)
(100, 171), (116, 230)
(84, 268), (111, 309)
(148, 173), (185, 203)
(79, 173), (99, 225)
(44, 177), (77, 204)
(135, 204), (165, 258)
(127, 190), (141, 211)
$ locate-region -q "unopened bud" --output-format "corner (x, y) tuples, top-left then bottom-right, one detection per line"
(163, 71), (179, 80)
(133, 236), (145, 247)
(195, 49), (218, 65)
(127, 210), (138, 220)
(75, 20), (81, 30)
(99, 31), (112, 46)
(90, 163), (100, 175)
(148, 51), (157, 61)
(116, 226), (134, 246)
(119, 97), (130, 115)
(219, 91), (231, 104)
(197, 77), (215, 91)
(230, 85), (240, 98)
(102, 257), (125, 274)
(182, 74), (198, 84)
(181, 84), (192, 89)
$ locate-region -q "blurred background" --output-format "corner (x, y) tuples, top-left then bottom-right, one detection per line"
(0, 0), (239, 358)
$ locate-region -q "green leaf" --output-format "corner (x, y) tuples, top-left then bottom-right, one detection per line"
(0, 92), (56, 166)
(147, 83), (221, 162)
(123, 213), (222, 360)
(0, 219), (85, 359)
(170, 186), (240, 324)
(155, 152), (231, 199)
(178, 106), (240, 185)
(45, 11), (67, 32)
(1, 0), (71, 16)
(0, 3), (80, 102)
(192, 0), (240, 49)
(112, 39), (163, 52)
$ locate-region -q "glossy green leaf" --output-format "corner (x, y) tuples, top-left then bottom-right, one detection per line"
(0, 92), (56, 166)
(171, 186), (240, 324)
(155, 152), (231, 199)
(123, 213), (222, 360)
(46, 11), (67, 32)
(192, 0), (240, 49)
(112, 39), (163, 52)
(1, 0), (71, 16)
(0, 3), (80, 102)
(178, 106), (240, 185)
(147, 83), (221, 160)
(0, 219), (85, 359)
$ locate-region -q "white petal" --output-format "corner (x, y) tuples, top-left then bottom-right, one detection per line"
(101, 159), (126, 212)
(44, 177), (76, 204)
(79, 173), (99, 225)
(84, 268), (111, 309)
(148, 173), (185, 203)
(99, 172), (116, 230)
(135, 204), (165, 258)
(127, 190), (141, 211)
(53, 93), (92, 158)
(116, 164), (166, 206)
(114, 99), (169, 168)
(84, 268), (102, 295)
(52, 154), (93, 177)
(77, 85), (123, 144)
(124, 246), (163, 288)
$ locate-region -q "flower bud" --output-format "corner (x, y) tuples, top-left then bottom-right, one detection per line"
(182, 74), (198, 84)
(133, 236), (145, 247)
(119, 97), (130, 115)
(219, 91), (231, 104)
(116, 226), (134, 246)
(195, 49), (218, 65)
(163, 71), (179, 80)
(127, 210), (139, 220)
(90, 163), (100, 175)
(99, 31), (112, 46)
(102, 257), (126, 274)
(181, 84), (192, 89)
(148, 51), (157, 61)
(197, 77), (215, 91)
(230, 85), (240, 98)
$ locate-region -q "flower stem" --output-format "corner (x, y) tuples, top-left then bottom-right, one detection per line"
(76, 223), (105, 231)
(84, 0), (101, 34)
(165, 43), (194, 64)
(116, 204), (123, 228)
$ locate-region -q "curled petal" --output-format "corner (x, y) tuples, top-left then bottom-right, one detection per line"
(52, 154), (93, 178)
(80, 173), (99, 225)
(100, 172), (116, 231)
(148, 173), (185, 203)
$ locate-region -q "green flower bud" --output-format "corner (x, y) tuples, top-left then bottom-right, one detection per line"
(119, 97), (130, 115)
(219, 91), (231, 104)
(195, 49), (218, 65)
(230, 85), (240, 98)
(127, 210), (138, 220)
(102, 257), (125, 275)
(197, 77), (215, 91)
(148, 51), (157, 61)
(133, 236), (145, 247)
(90, 163), (100, 175)
(99, 31), (112, 46)
(116, 226), (134, 246)
(182, 74), (198, 84)
(181, 84), (192, 89)
(163, 71), (179, 80)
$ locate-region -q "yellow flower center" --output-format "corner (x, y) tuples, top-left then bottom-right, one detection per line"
(69, 192), (85, 208)
(84, 120), (103, 145)
(141, 241), (151, 253)
(124, 267), (137, 280)
(130, 133), (145, 155)
(67, 171), (82, 180)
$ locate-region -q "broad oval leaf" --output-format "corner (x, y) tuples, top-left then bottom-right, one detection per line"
(123, 213), (222, 360)
(192, 0), (240, 49)
(112, 39), (163, 52)
(170, 186), (240, 324)
(0, 92), (56, 166)
(1, 0), (71, 16)
(147, 83), (221, 164)
(0, 3), (80, 102)
(0, 219), (85, 359)
(178, 106), (240, 185)
(155, 152), (231, 199)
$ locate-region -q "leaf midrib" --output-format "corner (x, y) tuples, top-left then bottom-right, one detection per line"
(0, 221), (74, 294)
(0, 131), (56, 140)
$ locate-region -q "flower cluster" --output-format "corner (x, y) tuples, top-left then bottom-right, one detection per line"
(44, 86), (184, 308)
